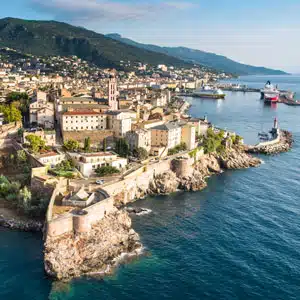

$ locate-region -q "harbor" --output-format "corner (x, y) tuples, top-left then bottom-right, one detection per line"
(177, 79), (300, 105)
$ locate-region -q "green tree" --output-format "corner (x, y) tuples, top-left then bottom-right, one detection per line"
(103, 138), (107, 152)
(18, 186), (32, 212)
(115, 138), (129, 157)
(95, 166), (120, 177)
(16, 150), (27, 165)
(83, 137), (91, 152)
(55, 159), (75, 172)
(168, 142), (187, 155)
(0, 104), (22, 123)
(63, 139), (80, 152)
(25, 134), (46, 153)
(133, 147), (149, 160)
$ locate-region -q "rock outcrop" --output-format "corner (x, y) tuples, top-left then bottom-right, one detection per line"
(44, 210), (142, 280)
(219, 148), (262, 169)
(0, 215), (43, 232)
(178, 170), (207, 191)
(149, 171), (179, 194)
(148, 147), (261, 195)
(195, 154), (222, 176)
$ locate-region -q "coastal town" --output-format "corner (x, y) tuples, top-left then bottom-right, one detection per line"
(0, 49), (293, 280)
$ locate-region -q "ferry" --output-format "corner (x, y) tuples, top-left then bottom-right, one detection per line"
(264, 93), (279, 103)
(193, 86), (226, 99)
(260, 81), (279, 100)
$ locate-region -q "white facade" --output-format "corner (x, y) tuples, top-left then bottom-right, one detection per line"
(68, 152), (127, 177)
(61, 111), (108, 131)
(37, 152), (65, 167)
(126, 129), (151, 152)
(112, 118), (132, 138)
(106, 111), (133, 137)
(30, 91), (54, 128)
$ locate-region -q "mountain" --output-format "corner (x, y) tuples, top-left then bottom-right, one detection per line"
(0, 18), (191, 69)
(106, 34), (287, 75)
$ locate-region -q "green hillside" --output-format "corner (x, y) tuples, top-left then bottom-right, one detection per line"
(0, 18), (191, 69)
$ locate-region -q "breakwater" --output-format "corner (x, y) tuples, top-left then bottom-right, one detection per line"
(245, 130), (293, 155)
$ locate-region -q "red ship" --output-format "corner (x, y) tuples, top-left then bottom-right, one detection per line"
(264, 93), (279, 103)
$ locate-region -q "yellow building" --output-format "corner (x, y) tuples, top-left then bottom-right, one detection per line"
(151, 122), (182, 150)
(181, 125), (196, 150)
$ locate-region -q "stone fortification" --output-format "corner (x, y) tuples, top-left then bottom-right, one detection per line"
(44, 180), (142, 280)
(44, 210), (141, 280)
(46, 196), (116, 237)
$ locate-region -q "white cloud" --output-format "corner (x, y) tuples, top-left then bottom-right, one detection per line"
(30, 0), (194, 22)
(165, 1), (197, 9)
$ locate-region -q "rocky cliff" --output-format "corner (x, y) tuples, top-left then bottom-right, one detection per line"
(149, 147), (261, 195)
(44, 210), (142, 280)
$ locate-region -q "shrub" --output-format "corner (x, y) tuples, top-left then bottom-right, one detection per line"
(133, 147), (149, 160)
(25, 134), (46, 153)
(95, 166), (120, 177)
(168, 142), (187, 155)
(63, 139), (80, 152)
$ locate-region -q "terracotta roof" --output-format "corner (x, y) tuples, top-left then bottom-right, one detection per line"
(81, 152), (116, 157)
(63, 110), (102, 116)
(38, 151), (60, 158)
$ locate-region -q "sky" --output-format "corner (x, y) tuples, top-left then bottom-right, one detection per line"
(1, 0), (300, 73)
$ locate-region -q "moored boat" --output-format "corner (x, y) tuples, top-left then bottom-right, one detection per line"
(264, 93), (279, 103)
(193, 86), (226, 99)
(261, 81), (279, 100)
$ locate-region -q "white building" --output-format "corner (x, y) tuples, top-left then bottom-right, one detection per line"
(29, 90), (54, 129)
(37, 151), (65, 167)
(106, 111), (133, 137)
(126, 129), (151, 152)
(68, 152), (127, 177)
(61, 110), (108, 131)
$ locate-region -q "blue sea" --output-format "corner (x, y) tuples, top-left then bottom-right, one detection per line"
(1, 75), (300, 300)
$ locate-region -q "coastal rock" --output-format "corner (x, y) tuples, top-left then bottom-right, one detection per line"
(178, 170), (207, 192)
(149, 171), (179, 195)
(219, 148), (262, 169)
(44, 210), (142, 280)
(194, 154), (222, 176)
(0, 215), (43, 232)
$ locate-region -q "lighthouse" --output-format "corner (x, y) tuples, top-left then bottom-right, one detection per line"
(273, 117), (278, 130)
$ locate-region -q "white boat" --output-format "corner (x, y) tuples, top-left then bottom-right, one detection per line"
(193, 86), (226, 99)
(260, 81), (279, 99)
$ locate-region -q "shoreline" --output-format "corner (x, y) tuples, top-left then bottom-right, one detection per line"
(1, 130), (293, 281)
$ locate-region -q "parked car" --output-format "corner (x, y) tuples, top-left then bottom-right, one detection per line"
(96, 179), (105, 185)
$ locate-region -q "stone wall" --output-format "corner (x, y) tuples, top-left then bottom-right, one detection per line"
(0, 122), (21, 149)
(46, 180), (115, 238)
(103, 158), (173, 205)
(62, 130), (115, 146)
